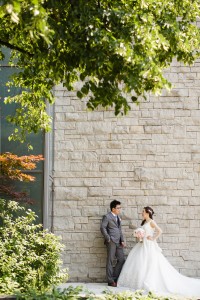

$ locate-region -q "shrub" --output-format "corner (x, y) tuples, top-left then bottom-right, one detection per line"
(16, 286), (83, 300)
(0, 152), (44, 203)
(0, 199), (68, 295)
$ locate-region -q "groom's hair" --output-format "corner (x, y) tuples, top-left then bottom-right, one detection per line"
(110, 200), (121, 211)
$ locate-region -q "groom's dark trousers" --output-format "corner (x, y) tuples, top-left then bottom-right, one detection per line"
(100, 212), (125, 284)
(106, 241), (125, 283)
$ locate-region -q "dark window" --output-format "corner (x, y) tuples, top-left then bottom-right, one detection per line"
(0, 48), (44, 223)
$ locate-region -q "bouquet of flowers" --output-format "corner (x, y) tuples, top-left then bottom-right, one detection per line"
(134, 228), (145, 242)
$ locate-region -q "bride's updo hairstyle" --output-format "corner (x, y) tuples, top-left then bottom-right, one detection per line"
(141, 206), (154, 226)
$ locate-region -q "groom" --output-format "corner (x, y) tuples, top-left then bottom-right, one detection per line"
(100, 200), (125, 287)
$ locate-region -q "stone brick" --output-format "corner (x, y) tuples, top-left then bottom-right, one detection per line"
(189, 197), (200, 205)
(73, 217), (88, 224)
(101, 178), (121, 187)
(55, 141), (74, 151)
(82, 207), (100, 217)
(121, 154), (146, 161)
(87, 111), (104, 121)
(82, 152), (98, 162)
(53, 202), (72, 217)
(177, 180), (195, 190)
(152, 134), (168, 145)
(121, 180), (141, 188)
(54, 187), (87, 200)
(129, 125), (144, 133)
(99, 155), (121, 163)
(164, 168), (190, 179)
(53, 217), (75, 231)
(144, 125), (162, 134)
(113, 189), (144, 196)
(70, 162), (99, 172)
(84, 178), (101, 187)
(88, 187), (112, 197)
(68, 152), (83, 161)
(100, 163), (135, 172)
(71, 139), (89, 150)
(137, 167), (164, 181)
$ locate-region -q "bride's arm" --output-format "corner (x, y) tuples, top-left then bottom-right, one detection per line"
(148, 220), (162, 241)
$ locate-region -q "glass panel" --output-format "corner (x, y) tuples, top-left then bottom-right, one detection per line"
(0, 48), (44, 223)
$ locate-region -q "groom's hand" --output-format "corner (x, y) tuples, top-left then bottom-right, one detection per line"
(121, 242), (126, 247)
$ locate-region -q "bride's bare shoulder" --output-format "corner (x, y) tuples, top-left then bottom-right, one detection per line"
(150, 220), (157, 228)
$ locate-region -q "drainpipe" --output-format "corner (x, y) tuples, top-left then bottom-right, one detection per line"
(43, 99), (55, 231)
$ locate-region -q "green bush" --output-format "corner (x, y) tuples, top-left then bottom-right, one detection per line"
(0, 199), (68, 295)
(16, 286), (83, 300)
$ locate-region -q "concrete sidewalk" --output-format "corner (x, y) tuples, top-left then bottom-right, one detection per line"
(59, 282), (134, 296)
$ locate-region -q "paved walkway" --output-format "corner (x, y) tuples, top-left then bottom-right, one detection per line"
(59, 282), (134, 296)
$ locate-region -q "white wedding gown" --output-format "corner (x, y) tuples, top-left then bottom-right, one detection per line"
(117, 221), (200, 298)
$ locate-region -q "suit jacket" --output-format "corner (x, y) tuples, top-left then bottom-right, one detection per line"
(100, 212), (124, 244)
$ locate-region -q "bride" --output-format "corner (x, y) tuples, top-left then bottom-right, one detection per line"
(117, 206), (200, 297)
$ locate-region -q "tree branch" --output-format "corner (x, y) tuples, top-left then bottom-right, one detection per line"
(0, 39), (34, 57)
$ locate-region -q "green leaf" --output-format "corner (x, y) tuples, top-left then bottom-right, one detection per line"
(77, 91), (83, 99)
(131, 96), (137, 102)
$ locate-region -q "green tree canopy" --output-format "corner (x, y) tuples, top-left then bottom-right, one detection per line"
(0, 0), (199, 141)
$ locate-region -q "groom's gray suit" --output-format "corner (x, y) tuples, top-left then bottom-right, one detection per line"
(100, 212), (125, 284)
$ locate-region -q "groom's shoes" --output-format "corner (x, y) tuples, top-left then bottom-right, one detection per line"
(108, 282), (117, 287)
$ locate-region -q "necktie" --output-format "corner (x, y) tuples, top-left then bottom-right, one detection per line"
(117, 216), (120, 227)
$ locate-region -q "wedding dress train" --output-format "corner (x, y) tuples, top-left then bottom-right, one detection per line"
(117, 221), (200, 298)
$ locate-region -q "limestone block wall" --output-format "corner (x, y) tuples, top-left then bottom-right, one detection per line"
(52, 59), (200, 282)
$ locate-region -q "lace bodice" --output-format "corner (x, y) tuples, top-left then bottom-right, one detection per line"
(142, 220), (155, 238)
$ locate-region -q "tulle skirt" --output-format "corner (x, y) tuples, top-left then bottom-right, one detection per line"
(117, 239), (200, 298)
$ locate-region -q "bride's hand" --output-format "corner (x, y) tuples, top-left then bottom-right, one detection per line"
(147, 236), (154, 241)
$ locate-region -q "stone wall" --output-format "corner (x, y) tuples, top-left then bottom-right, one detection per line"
(52, 59), (200, 282)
